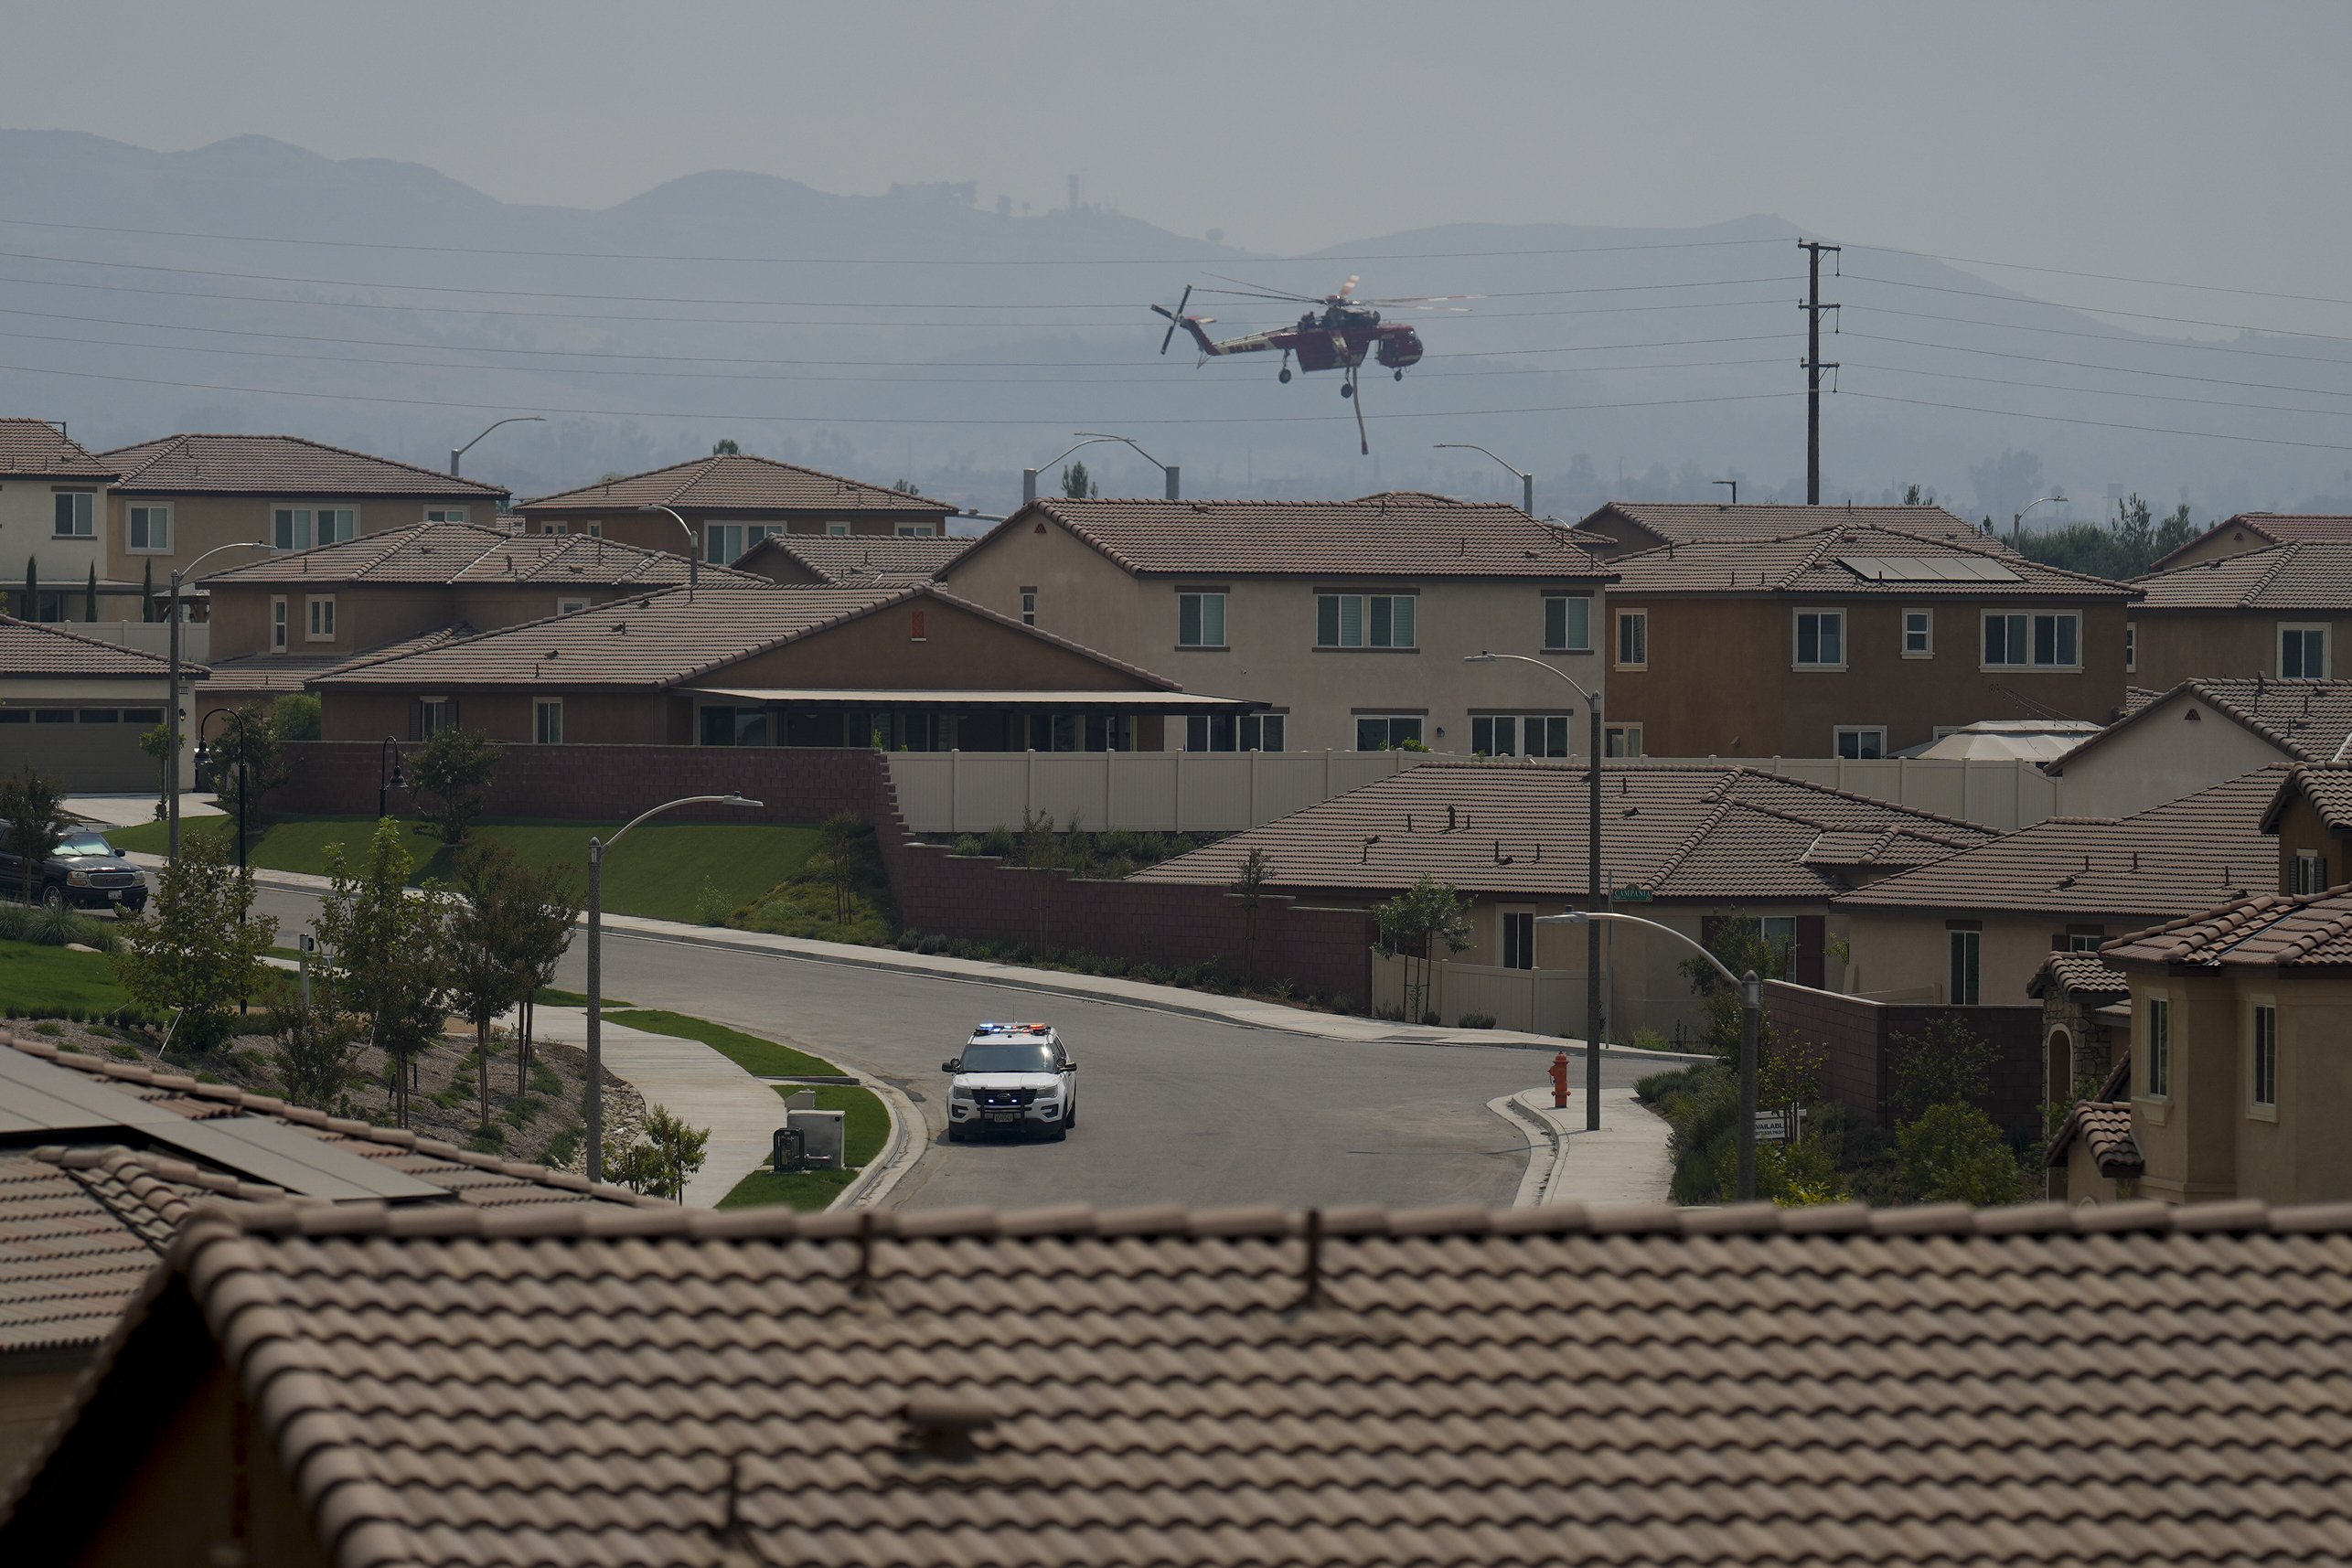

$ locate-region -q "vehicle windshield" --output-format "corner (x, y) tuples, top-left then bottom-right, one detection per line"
(958, 1043), (1056, 1074)
(55, 833), (116, 859)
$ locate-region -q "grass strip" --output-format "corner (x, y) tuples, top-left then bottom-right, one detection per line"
(599, 1008), (842, 1079)
(534, 987), (631, 1008)
(718, 1167), (857, 1210)
(715, 1083), (891, 1211)
(0, 940), (134, 1017)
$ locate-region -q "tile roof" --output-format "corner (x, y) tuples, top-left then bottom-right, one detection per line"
(202, 625), (478, 698)
(2133, 540), (2352, 610)
(0, 616), (205, 679)
(2050, 678), (2352, 773)
(2147, 511), (2352, 572)
(519, 453), (950, 515)
(953, 497), (1612, 579)
(100, 433), (506, 497)
(1580, 501), (2002, 549)
(1838, 766), (2283, 918)
(1605, 522), (2133, 597)
(201, 521), (772, 589)
(308, 585), (1184, 694)
(2026, 949), (2130, 1001)
(2047, 1099), (2144, 1177)
(2262, 762), (2352, 834)
(1132, 761), (1990, 900)
(2105, 882), (2352, 968)
(19, 1195), (2352, 1567)
(0, 419), (113, 480)
(737, 531), (971, 585)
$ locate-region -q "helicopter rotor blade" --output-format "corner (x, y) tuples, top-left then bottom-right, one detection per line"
(1356, 293), (1485, 307)
(1204, 271), (1319, 302)
(1157, 285), (1192, 355)
(1336, 276), (1360, 302)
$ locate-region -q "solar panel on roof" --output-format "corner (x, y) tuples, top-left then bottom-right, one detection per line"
(1836, 554), (2021, 582)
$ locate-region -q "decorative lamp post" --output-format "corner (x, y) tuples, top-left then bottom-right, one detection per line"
(379, 738), (408, 822)
(166, 541), (273, 861)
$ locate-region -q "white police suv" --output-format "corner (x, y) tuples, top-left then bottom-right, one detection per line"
(942, 1023), (1078, 1142)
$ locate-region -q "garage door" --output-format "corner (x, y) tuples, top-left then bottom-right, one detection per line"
(0, 705), (166, 792)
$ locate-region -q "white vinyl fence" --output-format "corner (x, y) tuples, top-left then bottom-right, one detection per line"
(71, 621), (209, 662)
(885, 749), (2062, 836)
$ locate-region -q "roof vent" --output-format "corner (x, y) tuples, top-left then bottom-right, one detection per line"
(611, 622), (627, 635)
(547, 648), (560, 658)
(897, 1399), (995, 1459)
(2186, 709), (2200, 720)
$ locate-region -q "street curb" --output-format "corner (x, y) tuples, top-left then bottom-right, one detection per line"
(1491, 1092), (1563, 1210)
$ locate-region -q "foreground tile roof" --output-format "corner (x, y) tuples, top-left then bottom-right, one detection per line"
(1133, 761), (1990, 900)
(2147, 511), (2352, 572)
(1838, 767), (2283, 918)
(1578, 501), (2002, 549)
(2047, 1059), (2144, 1177)
(520, 453), (949, 515)
(2027, 949), (2131, 1002)
(738, 531), (971, 585)
(2052, 678), (2352, 773)
(15, 1195), (2352, 1566)
(1605, 521), (2132, 598)
(2133, 540), (2352, 610)
(0, 418), (113, 479)
(100, 433), (507, 497)
(0, 615), (205, 679)
(962, 496), (1612, 578)
(2105, 882), (2352, 969)
(202, 520), (772, 589)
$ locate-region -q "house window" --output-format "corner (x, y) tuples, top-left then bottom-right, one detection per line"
(271, 597), (287, 652)
(1178, 592), (1227, 647)
(1604, 724), (1643, 758)
(128, 505), (172, 552)
(585, 522), (602, 538)
(2251, 1003), (2278, 1108)
(2293, 848), (2328, 894)
(1317, 593), (1416, 649)
(1983, 611), (2079, 668)
(705, 522), (784, 564)
(896, 524), (936, 538)
(1543, 594), (1591, 652)
(1020, 588), (1037, 626)
(2146, 996), (2172, 1097)
(1472, 714), (1573, 758)
(1759, 916), (1798, 967)
(911, 609), (926, 640)
(699, 707), (771, 747)
(52, 491), (94, 538)
(1187, 713), (1236, 752)
(558, 598), (588, 616)
(1501, 909), (1535, 970)
(425, 508), (468, 524)
(1948, 927), (1982, 1005)
(1794, 610), (1844, 668)
(540, 523), (568, 536)
(419, 698), (453, 738)
(1354, 715), (1424, 751)
(2281, 624), (2329, 679)
(273, 508), (358, 550)
(1834, 726), (1886, 760)
(1902, 608), (1932, 657)
(827, 523), (850, 537)
(2125, 621), (2137, 674)
(305, 597), (336, 640)
(1615, 609), (1648, 669)
(1239, 713), (1285, 752)
(534, 699), (563, 745)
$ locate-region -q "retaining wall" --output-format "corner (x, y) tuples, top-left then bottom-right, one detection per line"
(1765, 980), (2043, 1132)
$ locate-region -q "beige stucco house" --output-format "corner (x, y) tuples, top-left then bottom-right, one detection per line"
(2047, 677), (2352, 818)
(939, 495), (1615, 753)
(0, 419), (124, 618)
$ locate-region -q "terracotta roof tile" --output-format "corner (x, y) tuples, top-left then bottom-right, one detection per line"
(1581, 501), (2005, 549)
(0, 615), (206, 679)
(2054, 678), (2352, 772)
(203, 624), (478, 697)
(1838, 767), (2284, 918)
(2133, 541), (2352, 610)
(2026, 950), (2129, 1001)
(17, 1196), (2352, 1564)
(2106, 883), (2352, 969)
(0, 419), (113, 479)
(2047, 1100), (2144, 1177)
(520, 453), (948, 516)
(1132, 761), (1990, 900)
(955, 497), (1611, 579)
(1606, 522), (2133, 597)
(100, 433), (506, 497)
(737, 532), (971, 585)
(2262, 763), (2352, 835)
(201, 521), (772, 590)
(2146, 511), (2352, 572)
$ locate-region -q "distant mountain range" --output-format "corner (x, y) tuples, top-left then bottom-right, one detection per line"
(0, 131), (2342, 528)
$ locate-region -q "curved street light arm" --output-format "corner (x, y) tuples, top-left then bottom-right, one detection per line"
(1463, 650), (1599, 710)
(1435, 443), (1533, 515)
(1535, 909), (1748, 994)
(450, 415), (545, 475)
(635, 504), (700, 595)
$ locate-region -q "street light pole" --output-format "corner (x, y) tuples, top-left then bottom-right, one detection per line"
(1024, 433), (1178, 505)
(585, 792), (761, 1180)
(195, 707), (261, 1011)
(450, 415), (545, 477)
(1467, 650), (1604, 1129)
(1435, 443), (1534, 516)
(636, 505), (699, 594)
(166, 540), (273, 861)
(1539, 909), (1763, 1202)
(2011, 494), (2068, 545)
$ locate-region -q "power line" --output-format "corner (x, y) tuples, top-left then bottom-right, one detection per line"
(1843, 389), (2352, 453)
(1846, 330), (2352, 400)
(1848, 359), (2352, 421)
(1844, 271), (2352, 346)
(1861, 304), (2352, 367)
(1848, 243), (2352, 312)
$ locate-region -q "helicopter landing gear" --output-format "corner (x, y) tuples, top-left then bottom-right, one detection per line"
(1340, 381), (1353, 400)
(1278, 368), (1291, 384)
(1394, 369), (1404, 381)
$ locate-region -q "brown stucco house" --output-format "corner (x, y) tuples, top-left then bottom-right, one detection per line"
(2126, 540), (2352, 692)
(98, 433), (509, 613)
(2045, 677), (2352, 818)
(1572, 500), (2005, 560)
(1601, 522), (2138, 760)
(2144, 509), (2352, 573)
(2261, 761), (2352, 893)
(514, 453), (955, 562)
(938, 494), (1616, 754)
(305, 583), (1251, 749)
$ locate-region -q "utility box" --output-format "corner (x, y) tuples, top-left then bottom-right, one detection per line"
(782, 1109), (846, 1170)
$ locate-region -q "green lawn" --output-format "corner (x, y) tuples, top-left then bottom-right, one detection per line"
(534, 986), (631, 1008)
(0, 940), (134, 1017)
(717, 1083), (890, 1211)
(107, 815), (821, 923)
(601, 1008), (842, 1078)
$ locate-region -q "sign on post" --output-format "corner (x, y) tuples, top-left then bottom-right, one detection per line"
(1752, 1105), (1807, 1144)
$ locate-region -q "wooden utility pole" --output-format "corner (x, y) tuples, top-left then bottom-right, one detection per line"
(1800, 240), (1841, 504)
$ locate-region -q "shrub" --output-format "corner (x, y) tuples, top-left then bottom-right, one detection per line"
(979, 826), (1016, 858)
(919, 934), (949, 955)
(0, 904), (28, 941)
(1458, 1011), (1496, 1029)
(31, 1021), (60, 1038)
(1330, 993), (1354, 1016)
(1629, 1027), (1674, 1053)
(952, 835), (985, 857)
(107, 1041), (140, 1060)
(690, 878), (732, 927)
(893, 930), (922, 951)
(1897, 1101), (2023, 1205)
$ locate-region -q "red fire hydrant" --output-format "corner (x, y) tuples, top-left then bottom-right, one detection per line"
(1547, 1051), (1572, 1109)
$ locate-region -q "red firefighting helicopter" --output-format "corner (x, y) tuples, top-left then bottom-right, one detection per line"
(1150, 274), (1477, 453)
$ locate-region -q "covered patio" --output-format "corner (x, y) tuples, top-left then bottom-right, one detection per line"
(683, 686), (1263, 752)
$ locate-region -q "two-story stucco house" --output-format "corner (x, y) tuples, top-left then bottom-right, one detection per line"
(936, 494), (1616, 752)
(514, 453), (954, 563)
(0, 419), (124, 618)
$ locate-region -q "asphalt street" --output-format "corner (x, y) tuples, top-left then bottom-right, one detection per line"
(246, 885), (1660, 1212)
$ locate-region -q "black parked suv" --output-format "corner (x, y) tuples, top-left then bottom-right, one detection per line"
(0, 826), (148, 914)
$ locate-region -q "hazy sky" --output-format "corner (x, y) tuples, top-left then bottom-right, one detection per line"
(11, 0), (2352, 338)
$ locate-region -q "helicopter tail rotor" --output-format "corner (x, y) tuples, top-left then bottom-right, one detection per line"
(1154, 285), (1193, 355)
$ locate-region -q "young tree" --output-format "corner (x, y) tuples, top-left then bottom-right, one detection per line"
(1887, 1015), (1995, 1125)
(1060, 460), (1097, 499)
(268, 693), (323, 742)
(1231, 847), (1270, 985)
(817, 811), (864, 923)
(1897, 1102), (2022, 1204)
(412, 727), (499, 845)
(1373, 874), (1472, 1025)
(0, 762), (69, 907)
(609, 1104), (710, 1202)
(137, 724), (176, 822)
(711, 438), (741, 455)
(445, 842), (534, 1131)
(269, 997), (365, 1113)
(140, 559), (155, 624)
(506, 859), (581, 1093)
(207, 705), (288, 857)
(83, 564), (97, 623)
(21, 555), (36, 621)
(315, 818), (454, 1126)
(109, 828), (278, 1051)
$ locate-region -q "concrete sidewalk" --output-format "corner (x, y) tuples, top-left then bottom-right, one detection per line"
(69, 793), (221, 827)
(1491, 1085), (1674, 1207)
